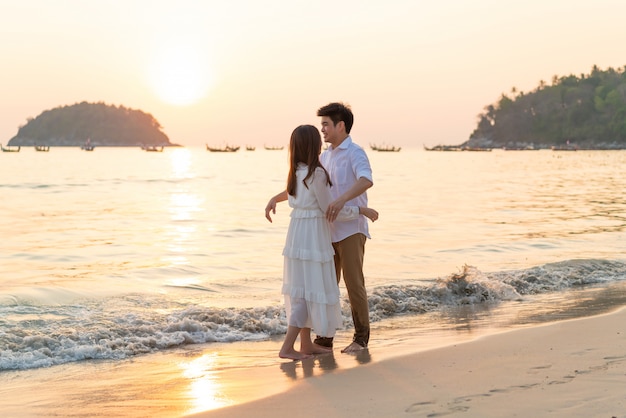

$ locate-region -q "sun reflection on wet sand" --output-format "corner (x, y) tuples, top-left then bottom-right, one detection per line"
(181, 353), (232, 415)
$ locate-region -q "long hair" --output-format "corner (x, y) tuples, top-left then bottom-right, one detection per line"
(287, 125), (331, 196)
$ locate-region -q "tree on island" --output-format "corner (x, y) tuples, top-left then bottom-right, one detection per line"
(7, 101), (175, 147)
(464, 65), (626, 149)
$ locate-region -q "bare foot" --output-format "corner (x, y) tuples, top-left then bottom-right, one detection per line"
(279, 349), (313, 360)
(301, 342), (333, 355)
(341, 341), (366, 353)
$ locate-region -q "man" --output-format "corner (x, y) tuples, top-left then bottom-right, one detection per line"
(316, 102), (373, 353)
(265, 102), (373, 354)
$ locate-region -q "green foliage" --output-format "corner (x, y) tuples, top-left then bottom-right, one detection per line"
(8, 102), (172, 147)
(469, 65), (626, 149)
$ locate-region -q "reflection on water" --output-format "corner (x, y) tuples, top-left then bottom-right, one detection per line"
(169, 194), (203, 222)
(279, 354), (339, 380)
(353, 349), (372, 365)
(317, 352), (339, 370)
(165, 148), (203, 270)
(168, 148), (194, 180)
(278, 348), (371, 381)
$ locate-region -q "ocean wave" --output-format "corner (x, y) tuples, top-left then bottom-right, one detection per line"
(368, 258), (626, 321)
(1, 258), (625, 371)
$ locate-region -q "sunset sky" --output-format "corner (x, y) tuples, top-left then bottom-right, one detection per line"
(1, 0), (624, 149)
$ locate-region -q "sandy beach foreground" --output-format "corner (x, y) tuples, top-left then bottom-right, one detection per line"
(192, 308), (626, 418)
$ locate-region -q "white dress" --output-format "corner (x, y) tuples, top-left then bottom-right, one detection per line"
(282, 164), (360, 337)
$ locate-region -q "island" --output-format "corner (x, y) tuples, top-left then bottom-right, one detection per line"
(436, 65), (626, 150)
(7, 101), (178, 147)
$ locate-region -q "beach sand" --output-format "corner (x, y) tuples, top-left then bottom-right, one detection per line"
(190, 308), (626, 418)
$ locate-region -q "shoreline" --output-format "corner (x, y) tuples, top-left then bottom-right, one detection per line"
(191, 307), (626, 418)
(2, 298), (625, 417)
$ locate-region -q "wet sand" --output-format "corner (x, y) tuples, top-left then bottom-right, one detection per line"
(191, 307), (626, 418)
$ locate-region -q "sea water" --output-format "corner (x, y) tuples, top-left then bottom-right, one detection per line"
(1, 146), (626, 414)
(2, 146), (626, 369)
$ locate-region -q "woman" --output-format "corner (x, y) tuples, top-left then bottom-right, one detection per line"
(269, 125), (378, 360)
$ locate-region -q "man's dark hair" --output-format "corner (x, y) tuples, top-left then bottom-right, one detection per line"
(317, 102), (354, 134)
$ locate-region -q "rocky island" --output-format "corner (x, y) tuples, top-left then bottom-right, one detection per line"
(7, 102), (177, 147)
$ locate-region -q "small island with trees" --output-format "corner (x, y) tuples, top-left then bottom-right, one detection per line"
(7, 102), (177, 148)
(440, 65), (626, 150)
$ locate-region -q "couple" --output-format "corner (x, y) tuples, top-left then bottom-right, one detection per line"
(265, 102), (377, 360)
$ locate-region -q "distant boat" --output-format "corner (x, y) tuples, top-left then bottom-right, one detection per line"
(461, 146), (492, 152)
(246, 145), (256, 151)
(1, 145), (20, 152)
(206, 144), (240, 152)
(35, 145), (50, 152)
(81, 138), (95, 151)
(264, 145), (284, 150)
(2, 146), (20, 152)
(424, 145), (462, 151)
(551, 144), (578, 151)
(370, 144), (401, 152)
(142, 145), (164, 152)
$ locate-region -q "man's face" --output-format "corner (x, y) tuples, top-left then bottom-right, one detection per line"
(320, 116), (340, 144)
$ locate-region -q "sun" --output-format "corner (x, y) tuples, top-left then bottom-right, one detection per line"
(147, 41), (215, 106)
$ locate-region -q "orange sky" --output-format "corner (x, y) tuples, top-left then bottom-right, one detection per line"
(1, 0), (624, 149)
